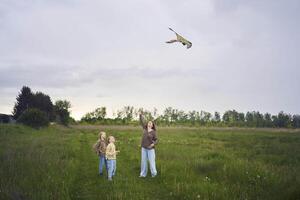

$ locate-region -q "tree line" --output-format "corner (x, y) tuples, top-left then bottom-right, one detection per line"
(81, 106), (300, 128)
(12, 86), (72, 128)
(11, 86), (300, 128)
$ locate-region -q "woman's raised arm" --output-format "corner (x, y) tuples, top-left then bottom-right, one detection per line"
(139, 114), (146, 130)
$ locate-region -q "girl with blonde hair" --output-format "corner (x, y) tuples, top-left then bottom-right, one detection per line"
(93, 131), (107, 175)
(106, 136), (120, 181)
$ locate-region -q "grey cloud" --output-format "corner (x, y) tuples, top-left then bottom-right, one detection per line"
(0, 65), (92, 88)
(0, 63), (210, 89)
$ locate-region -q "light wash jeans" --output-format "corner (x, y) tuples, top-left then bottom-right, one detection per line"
(107, 159), (116, 180)
(140, 147), (157, 177)
(99, 155), (107, 174)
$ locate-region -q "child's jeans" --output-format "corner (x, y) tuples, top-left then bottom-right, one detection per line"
(107, 159), (116, 180)
(99, 155), (107, 174)
(140, 147), (157, 177)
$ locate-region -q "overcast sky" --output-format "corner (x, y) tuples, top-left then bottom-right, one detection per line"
(0, 0), (299, 119)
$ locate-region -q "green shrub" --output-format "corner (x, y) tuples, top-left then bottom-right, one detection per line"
(17, 108), (49, 128)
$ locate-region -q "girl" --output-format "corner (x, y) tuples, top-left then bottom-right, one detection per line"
(139, 113), (158, 177)
(106, 136), (120, 181)
(93, 131), (107, 175)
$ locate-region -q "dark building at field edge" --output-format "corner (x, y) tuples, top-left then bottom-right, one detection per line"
(0, 113), (16, 123)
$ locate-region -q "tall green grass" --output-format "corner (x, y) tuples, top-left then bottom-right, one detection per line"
(0, 124), (299, 199)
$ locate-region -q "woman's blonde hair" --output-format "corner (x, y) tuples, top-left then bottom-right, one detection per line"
(98, 131), (106, 140)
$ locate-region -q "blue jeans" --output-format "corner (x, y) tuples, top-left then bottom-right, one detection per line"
(140, 147), (157, 177)
(99, 155), (107, 174)
(107, 159), (116, 179)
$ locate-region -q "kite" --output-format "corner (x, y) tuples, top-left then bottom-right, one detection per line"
(166, 28), (192, 49)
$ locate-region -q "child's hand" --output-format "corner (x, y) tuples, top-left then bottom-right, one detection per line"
(116, 150), (120, 153)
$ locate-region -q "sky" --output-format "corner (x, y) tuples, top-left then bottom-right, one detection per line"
(0, 0), (299, 120)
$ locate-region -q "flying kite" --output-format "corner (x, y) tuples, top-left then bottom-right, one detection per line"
(166, 28), (192, 49)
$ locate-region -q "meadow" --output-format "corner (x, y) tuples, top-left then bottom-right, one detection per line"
(0, 124), (300, 200)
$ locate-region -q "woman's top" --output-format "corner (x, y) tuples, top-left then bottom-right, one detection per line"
(106, 143), (117, 160)
(139, 114), (158, 149)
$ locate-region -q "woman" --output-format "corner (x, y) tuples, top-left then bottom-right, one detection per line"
(139, 113), (158, 177)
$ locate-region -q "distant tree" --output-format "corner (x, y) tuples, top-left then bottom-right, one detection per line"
(254, 111), (264, 127)
(81, 112), (94, 123)
(116, 110), (124, 120)
(123, 106), (134, 121)
(245, 111), (254, 127)
(188, 111), (197, 125)
(263, 113), (273, 127)
(195, 111), (201, 125)
(13, 86), (33, 120)
(273, 111), (292, 128)
(13, 86), (55, 122)
(223, 110), (237, 126)
(31, 92), (54, 121)
(81, 107), (106, 123)
(94, 107), (106, 120)
(222, 110), (245, 126)
(163, 108), (189, 124)
(152, 108), (158, 119)
(142, 109), (154, 121)
(114, 106), (135, 124)
(200, 111), (211, 125)
(292, 115), (300, 128)
(134, 108), (143, 120)
(163, 107), (173, 124)
(272, 115), (278, 127)
(222, 111), (230, 123)
(171, 109), (179, 123)
(177, 110), (188, 124)
(213, 112), (221, 123)
(230, 110), (239, 123)
(238, 112), (245, 123)
(17, 108), (49, 128)
(54, 100), (71, 126)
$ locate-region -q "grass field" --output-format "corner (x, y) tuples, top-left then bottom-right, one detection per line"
(0, 124), (300, 200)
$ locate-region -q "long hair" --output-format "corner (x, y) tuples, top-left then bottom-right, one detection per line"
(98, 131), (106, 140)
(148, 121), (156, 131)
